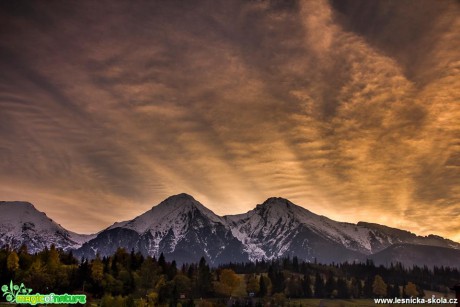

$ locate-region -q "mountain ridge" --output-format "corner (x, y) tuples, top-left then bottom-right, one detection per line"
(0, 195), (458, 267)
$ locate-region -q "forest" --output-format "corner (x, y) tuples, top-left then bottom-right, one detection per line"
(0, 245), (458, 306)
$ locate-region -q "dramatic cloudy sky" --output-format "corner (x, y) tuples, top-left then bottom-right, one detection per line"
(0, 0), (459, 241)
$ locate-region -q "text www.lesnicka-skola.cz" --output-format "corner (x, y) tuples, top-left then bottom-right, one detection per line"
(374, 296), (458, 304)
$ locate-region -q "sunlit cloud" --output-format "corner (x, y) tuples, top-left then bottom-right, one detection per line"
(0, 0), (458, 242)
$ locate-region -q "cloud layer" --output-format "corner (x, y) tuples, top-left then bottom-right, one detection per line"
(0, 0), (459, 241)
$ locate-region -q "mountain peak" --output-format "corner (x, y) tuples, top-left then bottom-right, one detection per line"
(257, 197), (308, 216)
(250, 197), (307, 225)
(261, 197), (293, 207)
(0, 201), (43, 218)
(162, 193), (196, 203)
(155, 193), (201, 211)
(0, 201), (36, 209)
(114, 193), (224, 235)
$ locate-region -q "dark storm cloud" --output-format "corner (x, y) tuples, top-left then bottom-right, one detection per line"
(0, 0), (458, 241)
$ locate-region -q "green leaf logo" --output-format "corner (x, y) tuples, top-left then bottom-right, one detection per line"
(1, 280), (33, 303)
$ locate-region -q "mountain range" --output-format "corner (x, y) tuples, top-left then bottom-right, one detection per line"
(1, 194), (459, 268)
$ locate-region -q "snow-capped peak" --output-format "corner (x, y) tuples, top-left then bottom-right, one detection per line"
(0, 201), (64, 234)
(0, 201), (94, 252)
(100, 194), (229, 258)
(151, 193), (223, 223)
(225, 197), (381, 260)
(256, 197), (318, 221)
(111, 193), (224, 235)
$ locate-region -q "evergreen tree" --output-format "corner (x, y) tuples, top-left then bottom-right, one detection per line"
(259, 275), (268, 297)
(314, 273), (324, 298)
(267, 265), (275, 288)
(324, 274), (337, 298)
(391, 282), (401, 298)
(18, 245), (33, 271)
(158, 253), (166, 271)
(292, 256), (299, 272)
(302, 274), (312, 298)
(168, 260), (177, 280)
(293, 276), (305, 298)
(129, 249), (143, 271)
(76, 258), (91, 291)
(363, 276), (373, 298)
(386, 284), (394, 298)
(336, 277), (349, 298)
(197, 257), (212, 297)
(350, 277), (362, 298)
(273, 270), (284, 293)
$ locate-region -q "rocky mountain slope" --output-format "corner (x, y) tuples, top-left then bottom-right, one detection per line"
(75, 194), (248, 265)
(0, 201), (95, 253)
(224, 197), (460, 264)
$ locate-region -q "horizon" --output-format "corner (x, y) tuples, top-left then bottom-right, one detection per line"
(0, 1), (459, 242)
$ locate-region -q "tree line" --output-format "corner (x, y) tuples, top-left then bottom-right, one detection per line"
(0, 246), (458, 306)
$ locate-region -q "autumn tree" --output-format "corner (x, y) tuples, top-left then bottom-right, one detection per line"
(7, 251), (19, 273)
(404, 282), (419, 297)
(220, 268), (240, 293)
(215, 269), (240, 297)
(91, 256), (104, 283)
(46, 245), (60, 273)
(100, 294), (114, 307)
(372, 275), (387, 297)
